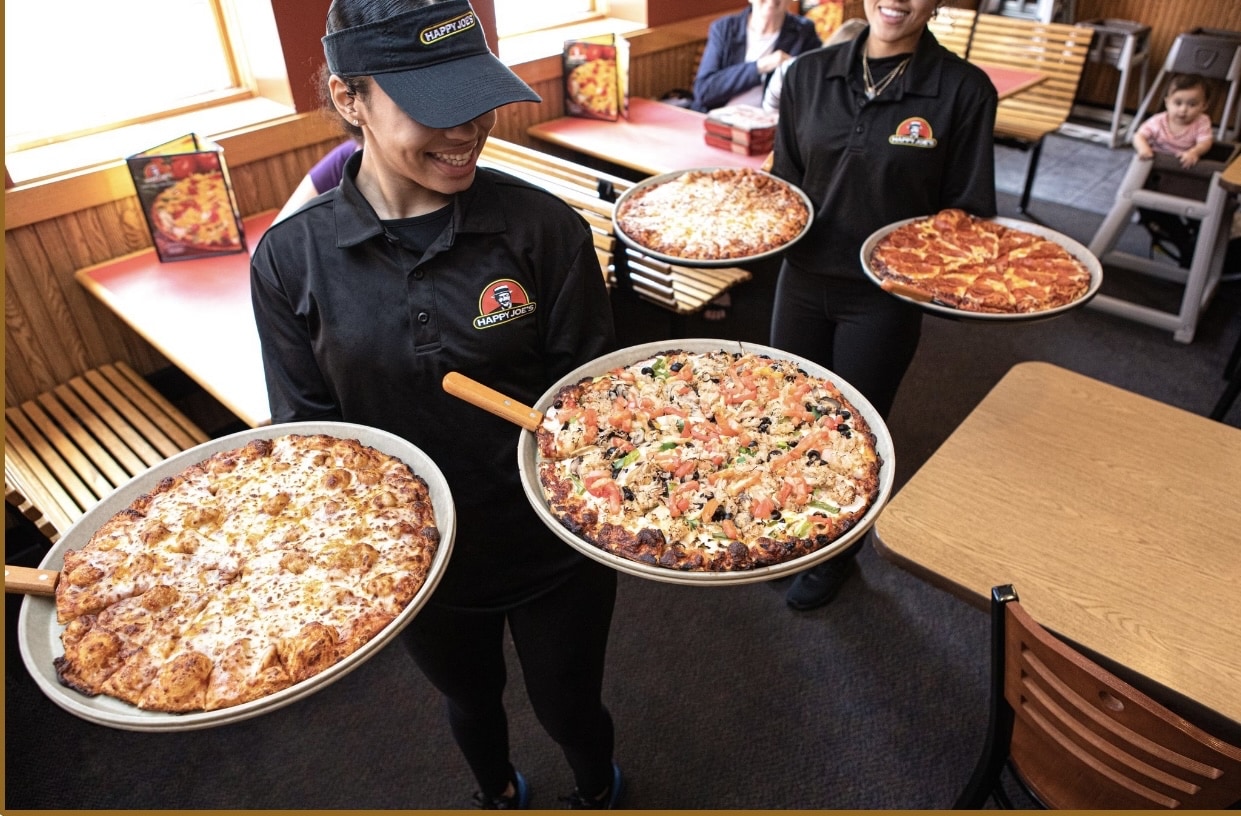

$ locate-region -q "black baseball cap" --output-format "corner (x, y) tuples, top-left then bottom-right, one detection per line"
(323, 0), (541, 128)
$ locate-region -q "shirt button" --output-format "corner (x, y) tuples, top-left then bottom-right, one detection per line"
(855, 126), (864, 133)
(417, 311), (430, 324)
(413, 270), (425, 280)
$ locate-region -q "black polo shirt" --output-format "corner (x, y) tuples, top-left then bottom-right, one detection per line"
(251, 152), (617, 608)
(772, 27), (998, 279)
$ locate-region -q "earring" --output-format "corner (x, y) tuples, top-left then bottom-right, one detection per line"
(352, 119), (360, 127)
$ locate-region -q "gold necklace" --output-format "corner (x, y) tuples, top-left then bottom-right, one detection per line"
(863, 54), (911, 100)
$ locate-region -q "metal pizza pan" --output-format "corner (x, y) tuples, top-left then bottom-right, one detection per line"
(512, 339), (896, 586)
(17, 421), (455, 732)
(611, 168), (813, 268)
(859, 215), (1103, 323)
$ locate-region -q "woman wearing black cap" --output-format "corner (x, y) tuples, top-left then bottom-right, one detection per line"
(770, 0), (996, 611)
(251, 0), (622, 808)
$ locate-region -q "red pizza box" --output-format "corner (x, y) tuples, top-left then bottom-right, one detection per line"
(704, 104), (778, 145)
(126, 133), (246, 263)
(703, 131), (774, 156)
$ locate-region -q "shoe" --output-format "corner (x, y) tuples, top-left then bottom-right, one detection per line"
(561, 762), (623, 809)
(473, 769), (530, 809)
(786, 558), (856, 611)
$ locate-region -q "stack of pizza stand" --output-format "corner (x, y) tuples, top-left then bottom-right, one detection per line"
(703, 104), (777, 157)
(16, 421), (457, 731)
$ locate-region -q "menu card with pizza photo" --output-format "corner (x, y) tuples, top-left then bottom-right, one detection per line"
(126, 133), (246, 263)
(563, 34), (630, 121)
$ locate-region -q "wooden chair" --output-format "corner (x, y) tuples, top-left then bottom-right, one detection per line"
(955, 585), (1241, 809)
(968, 14), (1092, 216)
(927, 6), (976, 59)
(4, 362), (210, 542)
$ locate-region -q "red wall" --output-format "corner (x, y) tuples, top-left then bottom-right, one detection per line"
(272, 0), (739, 112)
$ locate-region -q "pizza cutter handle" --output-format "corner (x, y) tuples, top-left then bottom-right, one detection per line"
(5, 565), (58, 596)
(442, 372), (545, 432)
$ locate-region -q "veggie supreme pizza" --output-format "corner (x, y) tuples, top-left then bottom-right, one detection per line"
(614, 168), (809, 262)
(53, 434), (440, 713)
(536, 349), (882, 572)
(868, 208), (1092, 313)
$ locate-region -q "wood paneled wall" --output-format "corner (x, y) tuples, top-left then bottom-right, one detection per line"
(4, 116), (344, 407)
(1074, 0), (1241, 116)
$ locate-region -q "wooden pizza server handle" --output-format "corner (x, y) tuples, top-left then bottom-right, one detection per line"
(442, 372), (545, 432)
(879, 278), (934, 304)
(5, 565), (59, 596)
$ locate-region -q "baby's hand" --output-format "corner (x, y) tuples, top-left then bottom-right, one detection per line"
(1135, 145), (1154, 160)
(1178, 151), (1200, 169)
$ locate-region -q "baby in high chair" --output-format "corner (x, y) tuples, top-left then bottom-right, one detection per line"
(1132, 72), (1214, 169)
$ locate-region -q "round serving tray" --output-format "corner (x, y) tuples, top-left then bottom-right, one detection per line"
(612, 168), (814, 268)
(17, 421), (456, 732)
(859, 215), (1103, 323)
(515, 339), (895, 586)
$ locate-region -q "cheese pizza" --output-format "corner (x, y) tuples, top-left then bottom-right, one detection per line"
(53, 434), (440, 713)
(536, 349), (882, 572)
(868, 209), (1093, 314)
(614, 168), (810, 262)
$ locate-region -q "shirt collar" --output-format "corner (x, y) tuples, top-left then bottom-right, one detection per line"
(332, 149), (509, 248)
(826, 27), (946, 98)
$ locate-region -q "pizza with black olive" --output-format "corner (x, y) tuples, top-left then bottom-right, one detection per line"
(535, 349), (881, 572)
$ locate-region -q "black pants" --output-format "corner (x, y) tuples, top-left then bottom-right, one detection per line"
(770, 265), (923, 420)
(403, 559), (617, 799)
(771, 266), (919, 575)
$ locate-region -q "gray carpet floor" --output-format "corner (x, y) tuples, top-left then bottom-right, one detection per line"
(5, 135), (1238, 811)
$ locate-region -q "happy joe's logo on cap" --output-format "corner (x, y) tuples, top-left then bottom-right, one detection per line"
(420, 10), (477, 46)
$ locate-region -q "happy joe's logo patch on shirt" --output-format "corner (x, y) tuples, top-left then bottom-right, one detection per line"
(474, 279), (537, 329)
(889, 117), (937, 148)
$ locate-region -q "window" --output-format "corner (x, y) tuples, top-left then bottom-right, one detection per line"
(4, 0), (291, 185)
(493, 0), (597, 38)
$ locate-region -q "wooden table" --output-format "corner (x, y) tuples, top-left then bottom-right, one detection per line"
(873, 361), (1241, 729)
(974, 61), (1046, 100)
(527, 97), (770, 176)
(76, 211), (275, 428)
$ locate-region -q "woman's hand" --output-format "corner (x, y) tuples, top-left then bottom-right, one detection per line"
(757, 49), (792, 76)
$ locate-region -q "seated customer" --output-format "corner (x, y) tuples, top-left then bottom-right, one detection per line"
(691, 0), (821, 113)
(763, 18), (866, 113)
(273, 138), (359, 223)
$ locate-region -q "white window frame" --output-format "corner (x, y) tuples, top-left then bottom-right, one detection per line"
(5, 0), (294, 186)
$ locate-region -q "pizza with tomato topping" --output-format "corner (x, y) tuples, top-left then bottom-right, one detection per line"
(868, 209), (1093, 313)
(535, 349), (882, 572)
(52, 434), (440, 713)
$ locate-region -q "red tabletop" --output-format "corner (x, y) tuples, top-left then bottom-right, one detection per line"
(527, 97), (770, 176)
(76, 211), (276, 428)
(974, 61), (1047, 100)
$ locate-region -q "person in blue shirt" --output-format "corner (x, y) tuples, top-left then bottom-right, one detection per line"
(691, 0), (822, 113)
